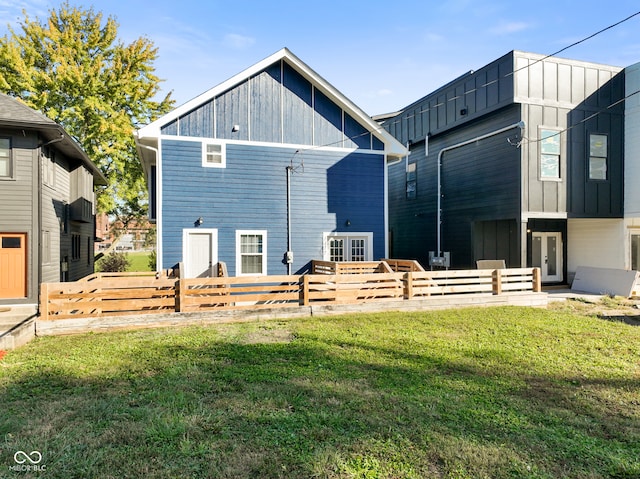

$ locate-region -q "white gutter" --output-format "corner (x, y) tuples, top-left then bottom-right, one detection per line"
(136, 143), (161, 273)
(436, 120), (525, 257)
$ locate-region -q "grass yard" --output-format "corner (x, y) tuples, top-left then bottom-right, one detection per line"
(95, 251), (153, 273)
(125, 251), (153, 272)
(0, 306), (639, 478)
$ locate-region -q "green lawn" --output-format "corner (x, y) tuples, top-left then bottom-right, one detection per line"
(125, 251), (152, 272)
(1, 306), (638, 478)
(95, 251), (153, 273)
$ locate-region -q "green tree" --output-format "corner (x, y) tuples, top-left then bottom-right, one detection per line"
(0, 2), (173, 213)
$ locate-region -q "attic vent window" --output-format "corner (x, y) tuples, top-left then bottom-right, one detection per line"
(202, 141), (226, 168)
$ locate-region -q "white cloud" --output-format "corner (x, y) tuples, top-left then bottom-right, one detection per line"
(223, 33), (256, 50)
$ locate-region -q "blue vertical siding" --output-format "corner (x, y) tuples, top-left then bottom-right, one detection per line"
(164, 59), (382, 152)
(250, 63), (282, 143)
(215, 81), (249, 140)
(161, 140), (385, 275)
(282, 62), (313, 145)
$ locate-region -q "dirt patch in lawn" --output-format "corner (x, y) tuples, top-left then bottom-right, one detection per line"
(548, 296), (640, 326)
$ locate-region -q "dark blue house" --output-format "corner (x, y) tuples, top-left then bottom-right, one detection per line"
(135, 48), (407, 277)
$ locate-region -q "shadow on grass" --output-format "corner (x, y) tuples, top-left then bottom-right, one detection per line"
(0, 325), (639, 479)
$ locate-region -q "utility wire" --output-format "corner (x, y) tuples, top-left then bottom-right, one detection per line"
(290, 9), (640, 155)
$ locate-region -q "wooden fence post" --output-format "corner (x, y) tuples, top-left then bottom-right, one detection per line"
(175, 279), (183, 312)
(492, 269), (502, 295)
(300, 275), (310, 306)
(40, 282), (49, 321)
(404, 272), (413, 300)
(532, 267), (542, 292)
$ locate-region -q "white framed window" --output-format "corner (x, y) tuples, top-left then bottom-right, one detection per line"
(202, 140), (226, 168)
(236, 230), (267, 276)
(589, 133), (607, 180)
(539, 128), (561, 180)
(0, 137), (12, 179)
(323, 232), (373, 262)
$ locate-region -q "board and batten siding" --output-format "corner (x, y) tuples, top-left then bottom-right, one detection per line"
(160, 60), (384, 152)
(385, 52), (515, 146)
(514, 52), (624, 218)
(161, 139), (385, 275)
(625, 62), (640, 218)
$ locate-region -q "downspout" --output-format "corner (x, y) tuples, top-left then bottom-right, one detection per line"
(436, 120), (525, 258)
(285, 165), (292, 275)
(137, 143), (160, 273)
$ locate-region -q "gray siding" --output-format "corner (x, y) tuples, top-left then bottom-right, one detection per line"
(0, 129), (38, 303)
(40, 148), (96, 283)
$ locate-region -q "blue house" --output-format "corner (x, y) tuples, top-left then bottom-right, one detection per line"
(135, 48), (407, 277)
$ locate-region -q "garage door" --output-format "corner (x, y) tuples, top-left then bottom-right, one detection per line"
(0, 233), (27, 298)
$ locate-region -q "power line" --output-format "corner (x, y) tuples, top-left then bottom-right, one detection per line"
(292, 9), (640, 155)
(520, 88), (640, 147)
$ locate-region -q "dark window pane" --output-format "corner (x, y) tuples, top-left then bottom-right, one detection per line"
(2, 237), (21, 248)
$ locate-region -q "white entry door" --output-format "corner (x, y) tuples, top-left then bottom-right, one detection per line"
(183, 229), (218, 278)
(532, 232), (563, 282)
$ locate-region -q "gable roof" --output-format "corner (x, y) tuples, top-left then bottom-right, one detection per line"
(0, 93), (107, 185)
(136, 48), (407, 159)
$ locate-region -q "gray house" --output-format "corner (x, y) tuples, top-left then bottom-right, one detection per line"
(0, 93), (106, 305)
(383, 51), (625, 283)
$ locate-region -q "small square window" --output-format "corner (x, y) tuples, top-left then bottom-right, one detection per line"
(202, 141), (225, 168)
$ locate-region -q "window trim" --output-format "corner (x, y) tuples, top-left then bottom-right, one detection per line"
(539, 127), (562, 181)
(42, 147), (56, 189)
(323, 232), (373, 262)
(588, 132), (608, 181)
(202, 140), (226, 168)
(0, 136), (14, 180)
(235, 230), (267, 276)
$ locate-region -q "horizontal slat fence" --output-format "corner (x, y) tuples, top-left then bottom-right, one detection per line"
(41, 276), (176, 320)
(177, 275), (302, 312)
(40, 265), (542, 320)
(311, 261), (392, 274)
(381, 259), (425, 273)
(302, 272), (405, 305)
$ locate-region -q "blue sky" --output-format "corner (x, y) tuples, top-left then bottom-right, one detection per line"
(1, 0), (639, 115)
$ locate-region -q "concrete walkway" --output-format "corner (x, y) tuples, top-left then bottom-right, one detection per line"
(0, 305), (37, 350)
